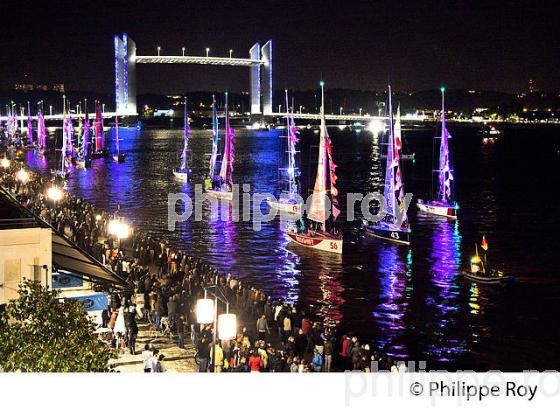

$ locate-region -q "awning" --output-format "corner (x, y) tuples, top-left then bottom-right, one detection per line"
(52, 234), (128, 288)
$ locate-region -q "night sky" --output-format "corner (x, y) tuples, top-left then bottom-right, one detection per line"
(1, 0), (558, 94)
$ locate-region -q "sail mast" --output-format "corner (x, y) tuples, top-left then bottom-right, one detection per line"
(61, 96), (67, 174)
(180, 97), (189, 170)
(384, 85), (396, 222)
(27, 101), (33, 145)
(209, 94), (219, 179)
(308, 81), (329, 228)
(438, 87), (453, 203)
(115, 115), (120, 156)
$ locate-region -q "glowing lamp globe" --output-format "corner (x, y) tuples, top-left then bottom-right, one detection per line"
(218, 313), (237, 340)
(47, 186), (63, 202)
(319, 81), (325, 87)
(1, 158), (10, 169)
(196, 298), (214, 324)
(16, 169), (30, 183)
(440, 86), (446, 93)
(107, 219), (121, 236)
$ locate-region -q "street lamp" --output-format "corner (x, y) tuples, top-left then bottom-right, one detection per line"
(229, 49), (233, 59)
(340, 106), (343, 115)
(49, 105), (53, 116)
(47, 185), (63, 204)
(157, 46), (161, 56)
(196, 278), (237, 372)
(206, 47), (210, 57)
(182, 47), (185, 56)
(196, 298), (214, 324)
(16, 168), (30, 184)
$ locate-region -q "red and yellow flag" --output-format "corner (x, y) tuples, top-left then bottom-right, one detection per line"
(481, 236), (488, 251)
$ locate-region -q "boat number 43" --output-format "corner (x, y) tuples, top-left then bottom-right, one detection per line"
(391, 232), (400, 239)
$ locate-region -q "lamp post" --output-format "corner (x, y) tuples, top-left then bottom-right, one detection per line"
(49, 105), (53, 116)
(196, 277), (237, 372)
(205, 47), (210, 57)
(229, 49), (233, 59)
(157, 46), (161, 56)
(182, 47), (185, 56)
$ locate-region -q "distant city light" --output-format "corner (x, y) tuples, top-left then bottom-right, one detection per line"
(368, 119), (386, 135)
(1, 157), (10, 169)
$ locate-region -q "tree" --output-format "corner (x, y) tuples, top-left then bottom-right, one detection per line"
(0, 280), (112, 372)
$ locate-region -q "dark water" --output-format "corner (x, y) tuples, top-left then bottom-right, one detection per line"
(26, 123), (560, 371)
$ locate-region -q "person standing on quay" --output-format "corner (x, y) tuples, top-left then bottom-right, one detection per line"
(256, 314), (269, 341)
(176, 315), (185, 349)
(197, 337), (210, 372)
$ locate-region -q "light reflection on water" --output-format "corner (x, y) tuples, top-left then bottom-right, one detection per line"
(23, 125), (560, 370)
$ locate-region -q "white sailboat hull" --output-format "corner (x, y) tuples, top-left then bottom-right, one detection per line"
(173, 170), (190, 182)
(286, 229), (342, 254)
(205, 187), (233, 201)
(266, 199), (302, 216)
(417, 199), (458, 219)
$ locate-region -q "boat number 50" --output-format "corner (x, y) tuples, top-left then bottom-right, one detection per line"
(391, 232), (400, 239)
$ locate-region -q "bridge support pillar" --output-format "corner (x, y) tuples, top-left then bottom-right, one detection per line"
(261, 40), (273, 116)
(249, 43), (261, 115)
(114, 33), (137, 116)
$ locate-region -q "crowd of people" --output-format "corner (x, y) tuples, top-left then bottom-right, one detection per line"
(1, 165), (407, 373)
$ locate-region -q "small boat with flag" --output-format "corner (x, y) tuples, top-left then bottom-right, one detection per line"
(287, 81), (342, 254)
(461, 236), (513, 284)
(364, 86), (411, 245)
(267, 90), (302, 216)
(417, 87), (458, 219)
(173, 97), (191, 181)
(205, 92), (235, 201)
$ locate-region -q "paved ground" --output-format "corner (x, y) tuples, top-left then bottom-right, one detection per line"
(109, 323), (198, 372)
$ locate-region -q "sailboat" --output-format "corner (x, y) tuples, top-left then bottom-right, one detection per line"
(173, 97), (191, 181)
(364, 86), (411, 245)
(26, 102), (34, 148)
(91, 102), (106, 159)
(112, 115), (125, 162)
(287, 81), (343, 254)
(37, 109), (47, 156)
(53, 103), (68, 179)
(417, 87), (458, 219)
(267, 90), (302, 215)
(205, 92), (235, 201)
(75, 116), (86, 168)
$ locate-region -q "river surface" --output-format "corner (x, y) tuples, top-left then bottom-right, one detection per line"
(26, 122), (560, 371)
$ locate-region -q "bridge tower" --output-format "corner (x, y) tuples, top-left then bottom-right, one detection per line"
(114, 33), (137, 116)
(114, 34), (272, 116)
